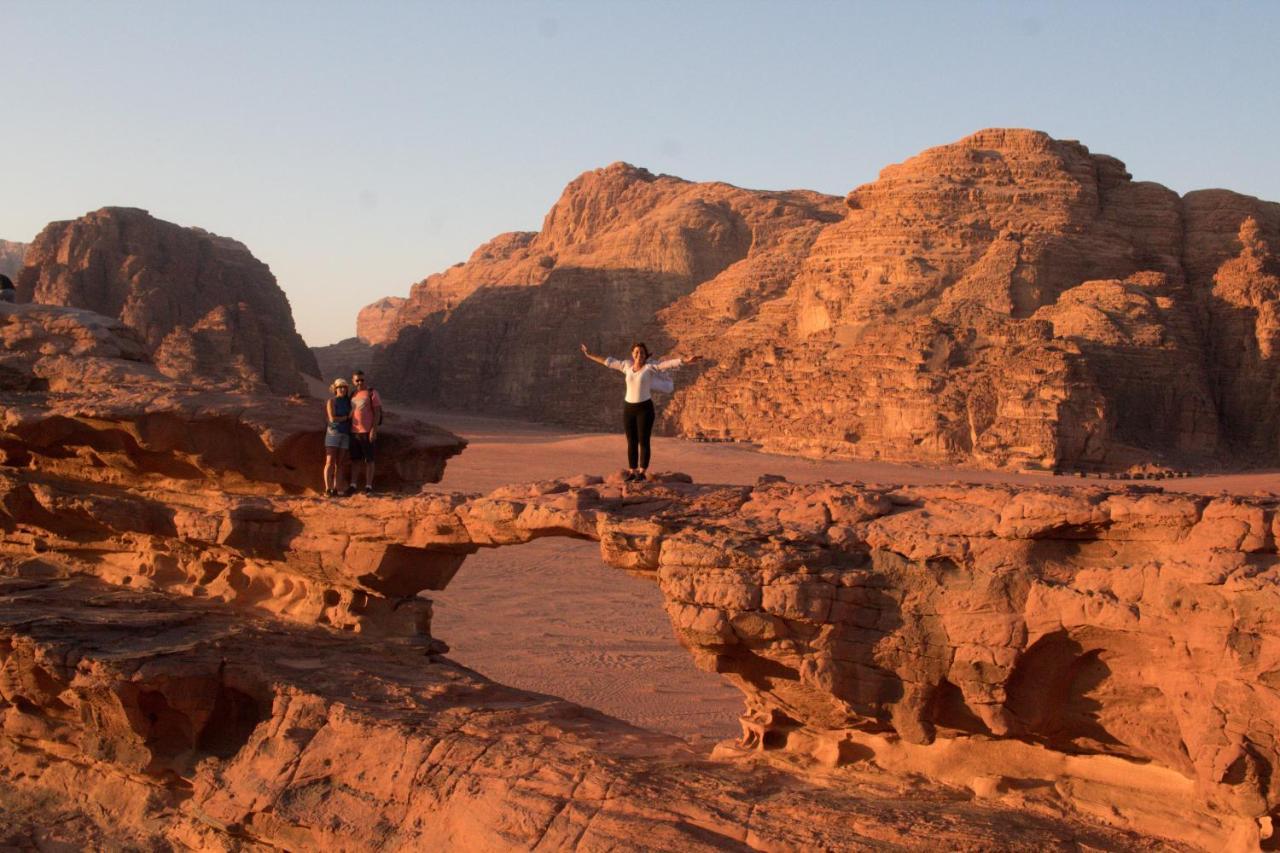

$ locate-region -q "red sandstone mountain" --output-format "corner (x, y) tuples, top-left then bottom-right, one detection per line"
(2, 302), (1271, 849)
(16, 207), (320, 395)
(0, 240), (24, 278)
(358, 130), (1280, 472)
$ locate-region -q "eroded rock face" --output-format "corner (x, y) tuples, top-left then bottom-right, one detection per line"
(311, 335), (376, 387)
(16, 207), (320, 394)
(0, 303), (1269, 850)
(0, 240), (24, 278)
(357, 294), (407, 345)
(369, 163), (843, 426)
(0, 575), (1162, 852)
(0, 303), (465, 496)
(362, 130), (1280, 471)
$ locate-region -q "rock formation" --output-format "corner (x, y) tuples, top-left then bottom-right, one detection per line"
(15, 207), (320, 395)
(365, 163), (843, 421)
(309, 295), (407, 383)
(0, 304), (1275, 849)
(0, 240), (24, 278)
(311, 335), (376, 387)
(360, 130), (1280, 472)
(3, 574), (1169, 852)
(358, 294), (408, 345)
(0, 303), (464, 494)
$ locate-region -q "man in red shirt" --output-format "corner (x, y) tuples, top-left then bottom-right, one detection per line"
(347, 370), (383, 495)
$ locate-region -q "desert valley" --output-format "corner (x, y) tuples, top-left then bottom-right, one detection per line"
(3, 128), (1280, 851)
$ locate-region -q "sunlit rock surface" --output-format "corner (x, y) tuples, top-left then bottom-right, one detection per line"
(361, 129), (1280, 472)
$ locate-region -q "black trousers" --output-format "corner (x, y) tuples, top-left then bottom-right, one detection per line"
(623, 399), (655, 469)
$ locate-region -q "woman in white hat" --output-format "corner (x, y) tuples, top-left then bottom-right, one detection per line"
(323, 378), (353, 496)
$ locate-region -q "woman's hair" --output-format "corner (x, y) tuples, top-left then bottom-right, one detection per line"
(330, 378), (350, 392)
(630, 342), (650, 360)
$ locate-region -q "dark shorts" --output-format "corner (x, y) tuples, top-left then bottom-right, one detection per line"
(351, 432), (376, 462)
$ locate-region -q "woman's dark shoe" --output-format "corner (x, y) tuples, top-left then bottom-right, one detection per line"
(345, 484), (358, 497)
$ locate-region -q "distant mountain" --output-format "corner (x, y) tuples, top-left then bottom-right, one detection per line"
(0, 240), (25, 278)
(355, 129), (1280, 472)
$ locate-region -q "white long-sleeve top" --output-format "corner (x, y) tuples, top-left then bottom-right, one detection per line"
(604, 356), (683, 403)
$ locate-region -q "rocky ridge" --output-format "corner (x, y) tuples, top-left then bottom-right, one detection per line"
(16, 207), (320, 395)
(360, 130), (1280, 472)
(0, 240), (24, 278)
(0, 305), (1275, 849)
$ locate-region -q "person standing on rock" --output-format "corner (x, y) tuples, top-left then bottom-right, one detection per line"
(323, 378), (353, 497)
(580, 342), (699, 482)
(347, 369), (383, 495)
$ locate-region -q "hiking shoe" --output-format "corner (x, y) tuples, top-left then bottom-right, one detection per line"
(364, 485), (374, 495)
(345, 485), (357, 497)
(325, 488), (337, 497)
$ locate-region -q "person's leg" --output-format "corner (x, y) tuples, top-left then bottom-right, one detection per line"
(323, 448), (336, 493)
(638, 400), (655, 473)
(623, 404), (639, 472)
(347, 437), (363, 495)
(362, 434), (376, 489)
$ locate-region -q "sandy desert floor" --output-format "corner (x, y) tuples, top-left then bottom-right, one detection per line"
(417, 410), (1280, 744)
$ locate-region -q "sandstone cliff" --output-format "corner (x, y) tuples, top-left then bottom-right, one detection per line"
(311, 335), (376, 387)
(16, 208), (320, 395)
(0, 303), (1275, 849)
(0, 240), (24, 278)
(357, 294), (407, 344)
(362, 130), (1280, 472)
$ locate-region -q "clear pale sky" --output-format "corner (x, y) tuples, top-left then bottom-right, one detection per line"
(3, 1), (1278, 345)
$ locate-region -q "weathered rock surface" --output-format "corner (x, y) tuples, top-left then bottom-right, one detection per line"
(365, 163), (843, 424)
(15, 207), (320, 394)
(0, 303), (465, 495)
(362, 130), (1280, 471)
(311, 335), (376, 388)
(357, 294), (407, 344)
(0, 575), (1164, 852)
(0, 300), (1271, 850)
(0, 239), (24, 278)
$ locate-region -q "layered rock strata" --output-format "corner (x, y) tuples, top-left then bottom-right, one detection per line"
(1, 303), (1274, 849)
(311, 335), (376, 387)
(0, 303), (464, 495)
(362, 130), (1280, 471)
(366, 163), (843, 424)
(16, 207), (319, 394)
(0, 574), (1163, 851)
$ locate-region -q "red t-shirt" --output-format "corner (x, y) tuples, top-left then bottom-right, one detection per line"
(350, 389), (381, 433)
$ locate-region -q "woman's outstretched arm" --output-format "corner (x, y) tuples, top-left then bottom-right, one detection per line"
(653, 353), (702, 370)
(580, 343), (611, 367)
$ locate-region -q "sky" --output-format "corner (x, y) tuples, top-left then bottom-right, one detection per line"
(3, 1), (1279, 345)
